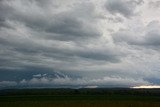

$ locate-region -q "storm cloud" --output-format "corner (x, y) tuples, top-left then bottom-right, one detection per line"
(0, 0), (160, 89)
(105, 0), (143, 18)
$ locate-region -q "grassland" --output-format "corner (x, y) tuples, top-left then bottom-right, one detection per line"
(0, 88), (160, 107)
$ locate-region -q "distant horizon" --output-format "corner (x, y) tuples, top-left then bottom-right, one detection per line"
(1, 84), (160, 90)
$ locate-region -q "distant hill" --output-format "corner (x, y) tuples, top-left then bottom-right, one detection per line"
(1, 88), (160, 96)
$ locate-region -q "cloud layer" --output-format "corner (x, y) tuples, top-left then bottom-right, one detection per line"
(0, 0), (160, 88)
(105, 0), (143, 18)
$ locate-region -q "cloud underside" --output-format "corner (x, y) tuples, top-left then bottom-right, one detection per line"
(0, 0), (160, 88)
(0, 75), (148, 88)
(105, 0), (143, 18)
(113, 20), (160, 47)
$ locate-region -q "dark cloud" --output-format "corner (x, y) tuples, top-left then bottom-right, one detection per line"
(144, 32), (160, 46)
(44, 14), (100, 41)
(144, 21), (160, 46)
(0, 0), (124, 86)
(105, 0), (143, 18)
(0, 71), (148, 89)
(0, 0), (101, 41)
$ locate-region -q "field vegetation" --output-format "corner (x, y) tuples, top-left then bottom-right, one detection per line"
(0, 88), (160, 107)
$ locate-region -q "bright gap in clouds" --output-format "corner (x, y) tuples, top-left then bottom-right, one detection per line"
(131, 85), (160, 89)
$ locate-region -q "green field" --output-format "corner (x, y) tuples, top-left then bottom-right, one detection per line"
(0, 88), (160, 107)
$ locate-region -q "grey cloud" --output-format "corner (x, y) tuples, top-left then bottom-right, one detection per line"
(20, 76), (147, 87)
(0, 81), (17, 88)
(144, 21), (160, 46)
(0, 18), (7, 28)
(132, 0), (144, 5)
(0, 0), (101, 41)
(106, 16), (124, 23)
(149, 1), (160, 8)
(105, 0), (143, 18)
(0, 0), (123, 75)
(0, 42), (122, 72)
(0, 73), (149, 89)
(145, 32), (160, 46)
(45, 14), (100, 41)
(1, 0), (158, 89)
(112, 20), (160, 49)
(0, 26), (121, 68)
(34, 0), (57, 8)
(39, 3), (101, 41)
(76, 48), (121, 62)
(112, 29), (142, 45)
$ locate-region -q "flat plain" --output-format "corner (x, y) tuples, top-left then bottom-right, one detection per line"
(0, 88), (160, 107)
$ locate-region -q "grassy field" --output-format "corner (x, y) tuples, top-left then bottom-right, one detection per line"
(0, 88), (160, 107)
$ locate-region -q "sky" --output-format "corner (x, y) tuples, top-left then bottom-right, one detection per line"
(0, 0), (160, 89)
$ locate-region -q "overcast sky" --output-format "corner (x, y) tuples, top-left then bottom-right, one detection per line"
(0, 0), (160, 89)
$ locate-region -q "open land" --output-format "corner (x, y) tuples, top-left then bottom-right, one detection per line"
(0, 88), (160, 107)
